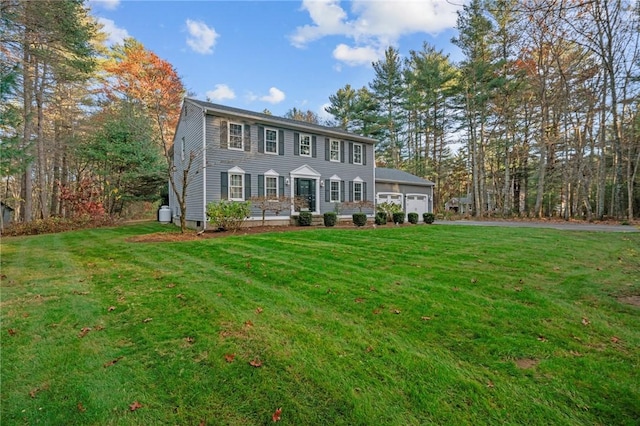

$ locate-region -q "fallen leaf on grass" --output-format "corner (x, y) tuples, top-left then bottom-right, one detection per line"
(77, 402), (86, 412)
(176, 294), (185, 299)
(78, 327), (91, 338)
(471, 278), (478, 283)
(249, 358), (263, 368)
(452, 287), (459, 292)
(244, 320), (254, 327)
(487, 381), (494, 388)
(166, 283), (176, 288)
(393, 309), (401, 314)
(224, 353), (236, 363)
(8, 328), (17, 336)
(272, 407), (282, 422)
(372, 309), (381, 315)
(611, 336), (620, 343)
(537, 335), (548, 342)
(255, 307), (263, 314)
(365, 346), (374, 353)
(143, 318), (153, 323)
(581, 317), (590, 326)
(184, 337), (195, 344)
(354, 298), (364, 303)
(108, 306), (116, 312)
(129, 401), (142, 411)
(103, 356), (123, 368)
(421, 316), (432, 321)
(94, 324), (105, 331)
(569, 351), (583, 357)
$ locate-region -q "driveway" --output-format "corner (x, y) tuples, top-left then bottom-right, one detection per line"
(435, 220), (639, 232)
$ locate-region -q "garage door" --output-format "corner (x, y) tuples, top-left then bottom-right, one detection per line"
(376, 192), (403, 208)
(405, 194), (428, 216)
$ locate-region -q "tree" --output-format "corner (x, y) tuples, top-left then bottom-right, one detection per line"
(283, 107), (319, 124)
(103, 38), (188, 231)
(369, 47), (405, 168)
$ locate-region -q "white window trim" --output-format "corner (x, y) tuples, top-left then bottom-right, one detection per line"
(265, 127), (278, 155)
(180, 136), (185, 162)
(330, 139), (340, 162)
(329, 175), (341, 203)
(228, 122), (244, 151)
(354, 181), (363, 202)
(264, 169), (279, 198)
(299, 133), (312, 157)
(228, 166), (245, 201)
(353, 142), (363, 165)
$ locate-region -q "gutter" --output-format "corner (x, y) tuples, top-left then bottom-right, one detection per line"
(202, 107), (207, 230)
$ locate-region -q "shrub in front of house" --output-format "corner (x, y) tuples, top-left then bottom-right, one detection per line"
(408, 212), (419, 224)
(423, 212), (435, 224)
(206, 200), (251, 232)
(392, 212), (405, 224)
(352, 212), (367, 227)
(298, 211), (313, 226)
(323, 212), (337, 227)
(375, 211), (387, 225)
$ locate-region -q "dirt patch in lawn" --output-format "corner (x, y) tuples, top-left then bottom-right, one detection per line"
(514, 358), (539, 369)
(618, 295), (640, 308)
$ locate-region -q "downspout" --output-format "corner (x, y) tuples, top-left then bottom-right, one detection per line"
(202, 109), (207, 230)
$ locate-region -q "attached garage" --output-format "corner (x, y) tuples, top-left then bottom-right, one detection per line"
(375, 168), (435, 217)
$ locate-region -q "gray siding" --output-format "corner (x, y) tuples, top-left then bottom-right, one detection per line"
(170, 101), (205, 222)
(376, 182), (432, 197)
(205, 115), (375, 219)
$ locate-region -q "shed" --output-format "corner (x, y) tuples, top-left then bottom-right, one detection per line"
(375, 168), (434, 217)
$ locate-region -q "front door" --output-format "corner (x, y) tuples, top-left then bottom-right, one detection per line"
(295, 178), (316, 212)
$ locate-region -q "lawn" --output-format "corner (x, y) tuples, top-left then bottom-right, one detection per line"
(1, 222), (639, 425)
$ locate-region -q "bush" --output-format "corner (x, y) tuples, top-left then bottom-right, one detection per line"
(2, 215), (115, 236)
(377, 201), (402, 223)
(352, 212), (367, 227)
(298, 211), (313, 226)
(423, 212), (435, 224)
(375, 211), (387, 225)
(392, 212), (405, 224)
(408, 212), (419, 224)
(323, 212), (337, 227)
(206, 200), (251, 232)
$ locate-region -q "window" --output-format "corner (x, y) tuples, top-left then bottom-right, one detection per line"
(330, 180), (340, 202)
(353, 143), (363, 165)
(265, 176), (278, 198)
(180, 136), (185, 162)
(265, 128), (278, 154)
(229, 122), (243, 150)
(229, 173), (244, 200)
(354, 182), (363, 201)
(330, 140), (340, 162)
(300, 134), (311, 157)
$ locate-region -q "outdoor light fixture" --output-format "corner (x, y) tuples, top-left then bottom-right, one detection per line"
(285, 178), (290, 186)
(320, 180), (324, 187)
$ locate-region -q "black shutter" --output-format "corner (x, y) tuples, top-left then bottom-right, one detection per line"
(258, 126), (264, 153)
(279, 176), (285, 196)
(362, 182), (367, 201)
(349, 181), (354, 202)
(244, 125), (251, 152)
(312, 136), (317, 158)
(363, 145), (367, 165)
(279, 130), (285, 156)
(340, 180), (345, 202)
(340, 141), (345, 163)
(220, 120), (228, 149)
(244, 174), (251, 199)
(325, 179), (330, 201)
(258, 174), (264, 197)
(349, 142), (353, 164)
(325, 138), (330, 161)
(221, 172), (228, 199)
(294, 133), (300, 156)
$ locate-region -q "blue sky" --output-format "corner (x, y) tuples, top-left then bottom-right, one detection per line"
(88, 0), (467, 120)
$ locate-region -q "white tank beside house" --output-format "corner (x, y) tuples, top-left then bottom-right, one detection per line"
(158, 205), (172, 223)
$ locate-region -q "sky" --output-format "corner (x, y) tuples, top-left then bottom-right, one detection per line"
(88, 0), (467, 121)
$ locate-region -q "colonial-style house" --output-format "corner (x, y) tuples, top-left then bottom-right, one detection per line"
(169, 99), (377, 229)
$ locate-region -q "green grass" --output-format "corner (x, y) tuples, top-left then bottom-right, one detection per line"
(1, 222), (639, 425)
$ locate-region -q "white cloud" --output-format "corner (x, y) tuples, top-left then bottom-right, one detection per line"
(260, 87), (286, 104)
(333, 44), (381, 66)
(88, 0), (120, 10)
(186, 19), (219, 54)
(206, 84), (236, 101)
(291, 0), (463, 66)
(97, 17), (129, 46)
(318, 102), (333, 123)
